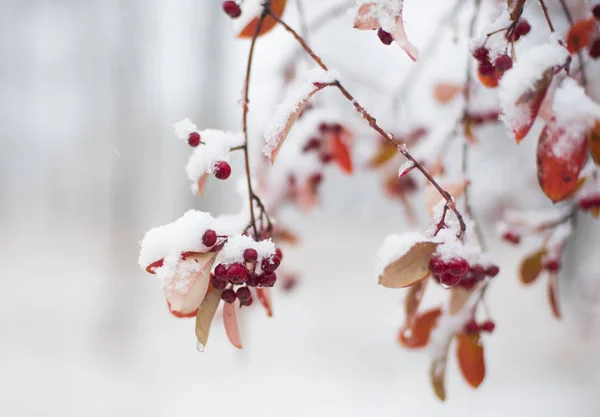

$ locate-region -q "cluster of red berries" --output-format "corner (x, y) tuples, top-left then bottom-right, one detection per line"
(302, 122), (343, 164)
(212, 248), (283, 305)
(187, 133), (232, 180)
(464, 319), (496, 335)
(473, 47), (513, 76)
(429, 255), (500, 289)
(506, 19), (531, 42)
(377, 28), (394, 46)
(222, 1), (241, 19)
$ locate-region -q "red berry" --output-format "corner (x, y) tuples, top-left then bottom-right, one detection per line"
(459, 277), (477, 290)
(593, 4), (600, 20)
(472, 46), (489, 62)
(188, 132), (201, 147)
(320, 153), (334, 164)
(543, 259), (561, 272)
(318, 122), (330, 133)
(227, 263), (247, 284)
(515, 19), (531, 36)
(236, 286), (252, 302)
(464, 319), (479, 335)
(331, 123), (343, 135)
(240, 296), (253, 307)
(495, 54), (513, 72)
(377, 28), (394, 45)
(261, 256), (281, 273)
(222, 1), (241, 18)
(214, 161), (231, 180)
(502, 231), (521, 245)
(485, 265), (500, 277)
(470, 264), (486, 281)
(429, 256), (446, 275)
(447, 258), (469, 276)
(202, 229), (217, 247)
(440, 272), (461, 287)
(275, 248), (283, 261)
(211, 275), (228, 290)
(259, 272), (277, 287)
(221, 288), (236, 303)
(246, 273), (259, 287)
(589, 38), (600, 59)
(214, 263), (227, 278)
(243, 248), (258, 263)
(478, 61), (495, 76)
(480, 320), (496, 333)
(302, 137), (322, 152)
(309, 173), (324, 186)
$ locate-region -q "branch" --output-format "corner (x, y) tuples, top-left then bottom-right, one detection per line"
(537, 0), (555, 33)
(267, 9), (467, 238)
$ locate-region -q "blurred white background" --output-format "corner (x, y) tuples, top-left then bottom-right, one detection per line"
(1, 0), (599, 416)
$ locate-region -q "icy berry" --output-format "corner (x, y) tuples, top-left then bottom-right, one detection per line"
(236, 286), (252, 302)
(221, 288), (236, 303)
(222, 1), (241, 18)
(593, 4), (600, 20)
(275, 247), (283, 261)
(377, 28), (394, 45)
(188, 132), (201, 147)
(429, 256), (447, 275)
(478, 61), (495, 76)
(589, 38), (600, 59)
(485, 265), (500, 277)
(227, 263), (248, 284)
(495, 54), (513, 72)
(302, 137), (322, 152)
(543, 259), (561, 272)
(243, 248), (258, 263)
(202, 229), (217, 247)
(515, 19), (531, 36)
(472, 46), (489, 62)
(440, 272), (461, 287)
(211, 275), (228, 290)
(240, 296), (253, 307)
(480, 320), (496, 333)
(447, 258), (469, 276)
(214, 161), (231, 180)
(261, 256), (281, 273)
(260, 272), (277, 287)
(470, 264), (486, 281)
(460, 277), (477, 290)
(214, 263), (227, 278)
(464, 319), (479, 335)
(502, 231), (521, 245)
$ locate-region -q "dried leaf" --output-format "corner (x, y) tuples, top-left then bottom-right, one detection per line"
(195, 288), (222, 348)
(434, 83), (462, 104)
(238, 0), (287, 39)
(537, 121), (589, 202)
(273, 226), (300, 245)
(425, 180), (468, 216)
(456, 333), (485, 388)
(513, 68), (553, 143)
(566, 18), (596, 53)
(519, 249), (546, 285)
(392, 11), (419, 61)
(430, 358), (447, 401)
(399, 307), (441, 349)
(448, 286), (476, 315)
(548, 273), (561, 319)
(256, 287), (273, 317)
(331, 135), (353, 174)
(589, 120), (600, 165)
(223, 302), (243, 349)
(353, 3), (379, 30)
(378, 242), (437, 288)
(405, 278), (429, 328)
(367, 140), (397, 168)
(507, 0), (526, 21)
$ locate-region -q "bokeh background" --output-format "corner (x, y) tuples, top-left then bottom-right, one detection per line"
(2, 0), (600, 416)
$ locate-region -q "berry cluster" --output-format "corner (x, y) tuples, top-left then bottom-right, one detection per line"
(501, 230), (521, 245)
(212, 248), (283, 306)
(302, 122), (344, 164)
(506, 19), (531, 42)
(186, 132), (232, 180)
(464, 319), (496, 335)
(474, 47), (513, 76)
(429, 255), (499, 289)
(222, 1), (241, 19)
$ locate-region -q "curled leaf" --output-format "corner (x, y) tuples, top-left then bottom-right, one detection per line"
(513, 68), (553, 143)
(378, 242), (437, 288)
(399, 307), (441, 349)
(566, 18), (596, 53)
(238, 0), (287, 39)
(223, 302), (243, 349)
(456, 333), (485, 388)
(256, 287), (273, 317)
(195, 288), (222, 348)
(520, 249), (546, 285)
(391, 11), (419, 61)
(588, 120), (600, 165)
(537, 121), (589, 202)
(404, 278), (429, 328)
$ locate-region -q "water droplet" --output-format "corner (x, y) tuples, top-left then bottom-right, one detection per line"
(196, 341), (205, 352)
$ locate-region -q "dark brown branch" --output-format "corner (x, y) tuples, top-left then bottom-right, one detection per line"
(268, 10), (467, 238)
(537, 0), (555, 33)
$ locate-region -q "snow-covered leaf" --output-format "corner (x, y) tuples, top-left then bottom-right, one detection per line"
(195, 288), (222, 348)
(223, 302), (243, 349)
(353, 3), (379, 30)
(377, 233), (437, 288)
(456, 333), (485, 388)
(256, 287), (273, 317)
(566, 18), (596, 53)
(391, 10), (418, 61)
(399, 307), (441, 348)
(237, 0), (287, 39)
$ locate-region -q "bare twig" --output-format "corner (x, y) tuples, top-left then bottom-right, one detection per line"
(538, 0), (556, 33)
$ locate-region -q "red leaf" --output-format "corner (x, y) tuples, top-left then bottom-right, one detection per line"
(456, 333), (485, 388)
(223, 302), (243, 349)
(537, 120), (589, 202)
(589, 120), (600, 165)
(256, 287), (273, 317)
(513, 68), (553, 143)
(331, 135), (353, 174)
(566, 18), (596, 53)
(398, 307), (441, 349)
(238, 0), (287, 39)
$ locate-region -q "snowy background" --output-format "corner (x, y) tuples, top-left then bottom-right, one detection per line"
(1, 0), (600, 416)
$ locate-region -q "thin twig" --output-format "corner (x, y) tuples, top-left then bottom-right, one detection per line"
(268, 9), (467, 238)
(537, 0), (555, 32)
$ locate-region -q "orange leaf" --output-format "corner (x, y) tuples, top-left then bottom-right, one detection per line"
(256, 287), (273, 317)
(196, 173), (209, 197)
(537, 121), (589, 202)
(331, 135), (353, 174)
(404, 278), (429, 328)
(513, 68), (553, 143)
(378, 241), (437, 288)
(223, 302), (243, 349)
(589, 120), (600, 165)
(456, 333), (485, 388)
(434, 83), (462, 104)
(399, 307), (441, 349)
(195, 288), (222, 349)
(566, 18), (596, 53)
(548, 273), (561, 319)
(519, 249), (546, 285)
(367, 140), (397, 168)
(238, 0), (286, 39)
